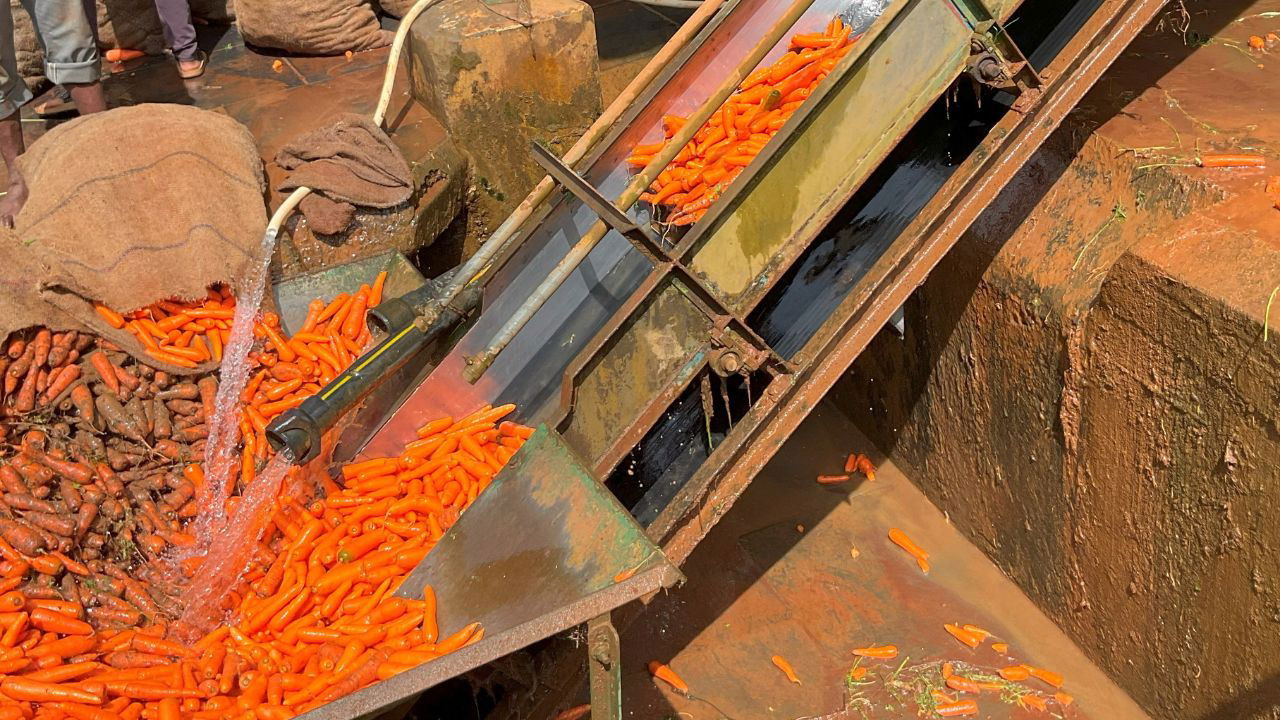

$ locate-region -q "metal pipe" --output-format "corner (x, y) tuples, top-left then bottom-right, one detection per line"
(409, 0), (729, 328)
(629, 0), (704, 8)
(461, 0), (818, 383)
(265, 283), (482, 463)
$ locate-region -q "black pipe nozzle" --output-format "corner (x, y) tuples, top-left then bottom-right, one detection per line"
(266, 282), (480, 464)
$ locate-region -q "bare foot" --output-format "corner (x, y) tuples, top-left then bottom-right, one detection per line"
(0, 179), (29, 229)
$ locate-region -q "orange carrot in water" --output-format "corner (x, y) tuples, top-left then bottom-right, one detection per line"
(851, 645), (897, 659)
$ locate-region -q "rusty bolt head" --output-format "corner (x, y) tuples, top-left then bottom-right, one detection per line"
(976, 56), (1004, 82)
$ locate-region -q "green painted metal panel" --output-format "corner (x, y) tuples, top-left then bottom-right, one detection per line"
(562, 279), (712, 465)
(686, 0), (1012, 314)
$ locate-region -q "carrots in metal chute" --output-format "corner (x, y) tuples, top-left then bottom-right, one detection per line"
(629, 17), (858, 228)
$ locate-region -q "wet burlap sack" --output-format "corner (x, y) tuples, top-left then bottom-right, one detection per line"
(235, 0), (390, 55)
(2, 104), (268, 373)
(10, 1), (46, 91)
(95, 0), (165, 54)
(275, 113), (413, 235)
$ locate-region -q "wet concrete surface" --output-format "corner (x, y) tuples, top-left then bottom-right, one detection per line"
(596, 402), (1147, 720)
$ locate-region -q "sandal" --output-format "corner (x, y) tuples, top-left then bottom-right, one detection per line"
(32, 86), (77, 118)
(177, 50), (208, 80)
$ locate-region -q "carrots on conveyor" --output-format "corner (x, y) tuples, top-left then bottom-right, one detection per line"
(629, 16), (857, 227)
(0, 405), (533, 718)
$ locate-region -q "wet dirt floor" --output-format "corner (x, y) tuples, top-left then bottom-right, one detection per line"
(601, 400), (1149, 720)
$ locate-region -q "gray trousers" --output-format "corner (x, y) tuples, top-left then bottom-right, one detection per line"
(0, 0), (101, 116)
(154, 0), (198, 62)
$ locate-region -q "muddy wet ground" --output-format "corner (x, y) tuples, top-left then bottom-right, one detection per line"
(597, 400), (1147, 720)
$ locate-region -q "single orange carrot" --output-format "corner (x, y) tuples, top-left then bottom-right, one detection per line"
(647, 661), (689, 694)
(1027, 666), (1064, 688)
(851, 645), (897, 659)
(888, 528), (930, 573)
(935, 699), (978, 716)
(998, 665), (1030, 682)
(771, 655), (801, 685)
(1199, 153), (1266, 168)
(944, 623), (984, 650)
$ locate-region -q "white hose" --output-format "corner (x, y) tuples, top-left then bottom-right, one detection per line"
(373, 0), (445, 128)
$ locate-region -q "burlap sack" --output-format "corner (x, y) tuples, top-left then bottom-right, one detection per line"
(190, 0), (235, 22)
(10, 1), (46, 91)
(3, 104), (269, 373)
(376, 0), (415, 18)
(96, 0), (165, 54)
(235, 0), (391, 55)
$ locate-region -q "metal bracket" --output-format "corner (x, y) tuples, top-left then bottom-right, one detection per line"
(587, 613), (622, 720)
(531, 142), (791, 379)
(951, 0), (1042, 111)
(530, 142), (667, 263)
(968, 22), (1042, 106)
(708, 325), (769, 377)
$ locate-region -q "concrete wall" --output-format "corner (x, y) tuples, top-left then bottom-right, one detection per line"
(832, 3), (1280, 716)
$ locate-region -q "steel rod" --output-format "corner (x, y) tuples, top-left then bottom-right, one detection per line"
(411, 0), (729, 330)
(462, 0), (819, 383)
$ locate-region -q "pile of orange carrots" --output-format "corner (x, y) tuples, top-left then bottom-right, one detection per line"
(629, 17), (856, 227)
(0, 405), (531, 719)
(94, 287), (237, 370)
(95, 271), (391, 496)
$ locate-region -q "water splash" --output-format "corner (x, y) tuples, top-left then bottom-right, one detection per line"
(193, 228), (280, 543)
(174, 450), (295, 639)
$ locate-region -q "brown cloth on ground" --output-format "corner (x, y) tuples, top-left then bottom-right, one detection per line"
(0, 104), (268, 374)
(275, 113), (414, 235)
(235, 0), (390, 55)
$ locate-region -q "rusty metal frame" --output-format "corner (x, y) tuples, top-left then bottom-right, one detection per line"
(477, 0), (747, 290)
(650, 0), (1173, 563)
(488, 3), (1174, 718)
(548, 0), (1000, 480)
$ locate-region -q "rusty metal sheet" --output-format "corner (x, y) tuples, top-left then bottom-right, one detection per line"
(296, 427), (680, 720)
(561, 279), (712, 468)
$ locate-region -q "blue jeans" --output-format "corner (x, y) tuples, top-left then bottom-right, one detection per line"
(0, 0), (100, 116)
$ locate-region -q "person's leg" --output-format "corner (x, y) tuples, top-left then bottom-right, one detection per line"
(0, 3), (33, 227)
(21, 0), (104, 114)
(153, 0), (200, 66)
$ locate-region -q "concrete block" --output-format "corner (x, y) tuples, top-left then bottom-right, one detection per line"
(407, 0), (602, 226)
(273, 131), (468, 281)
